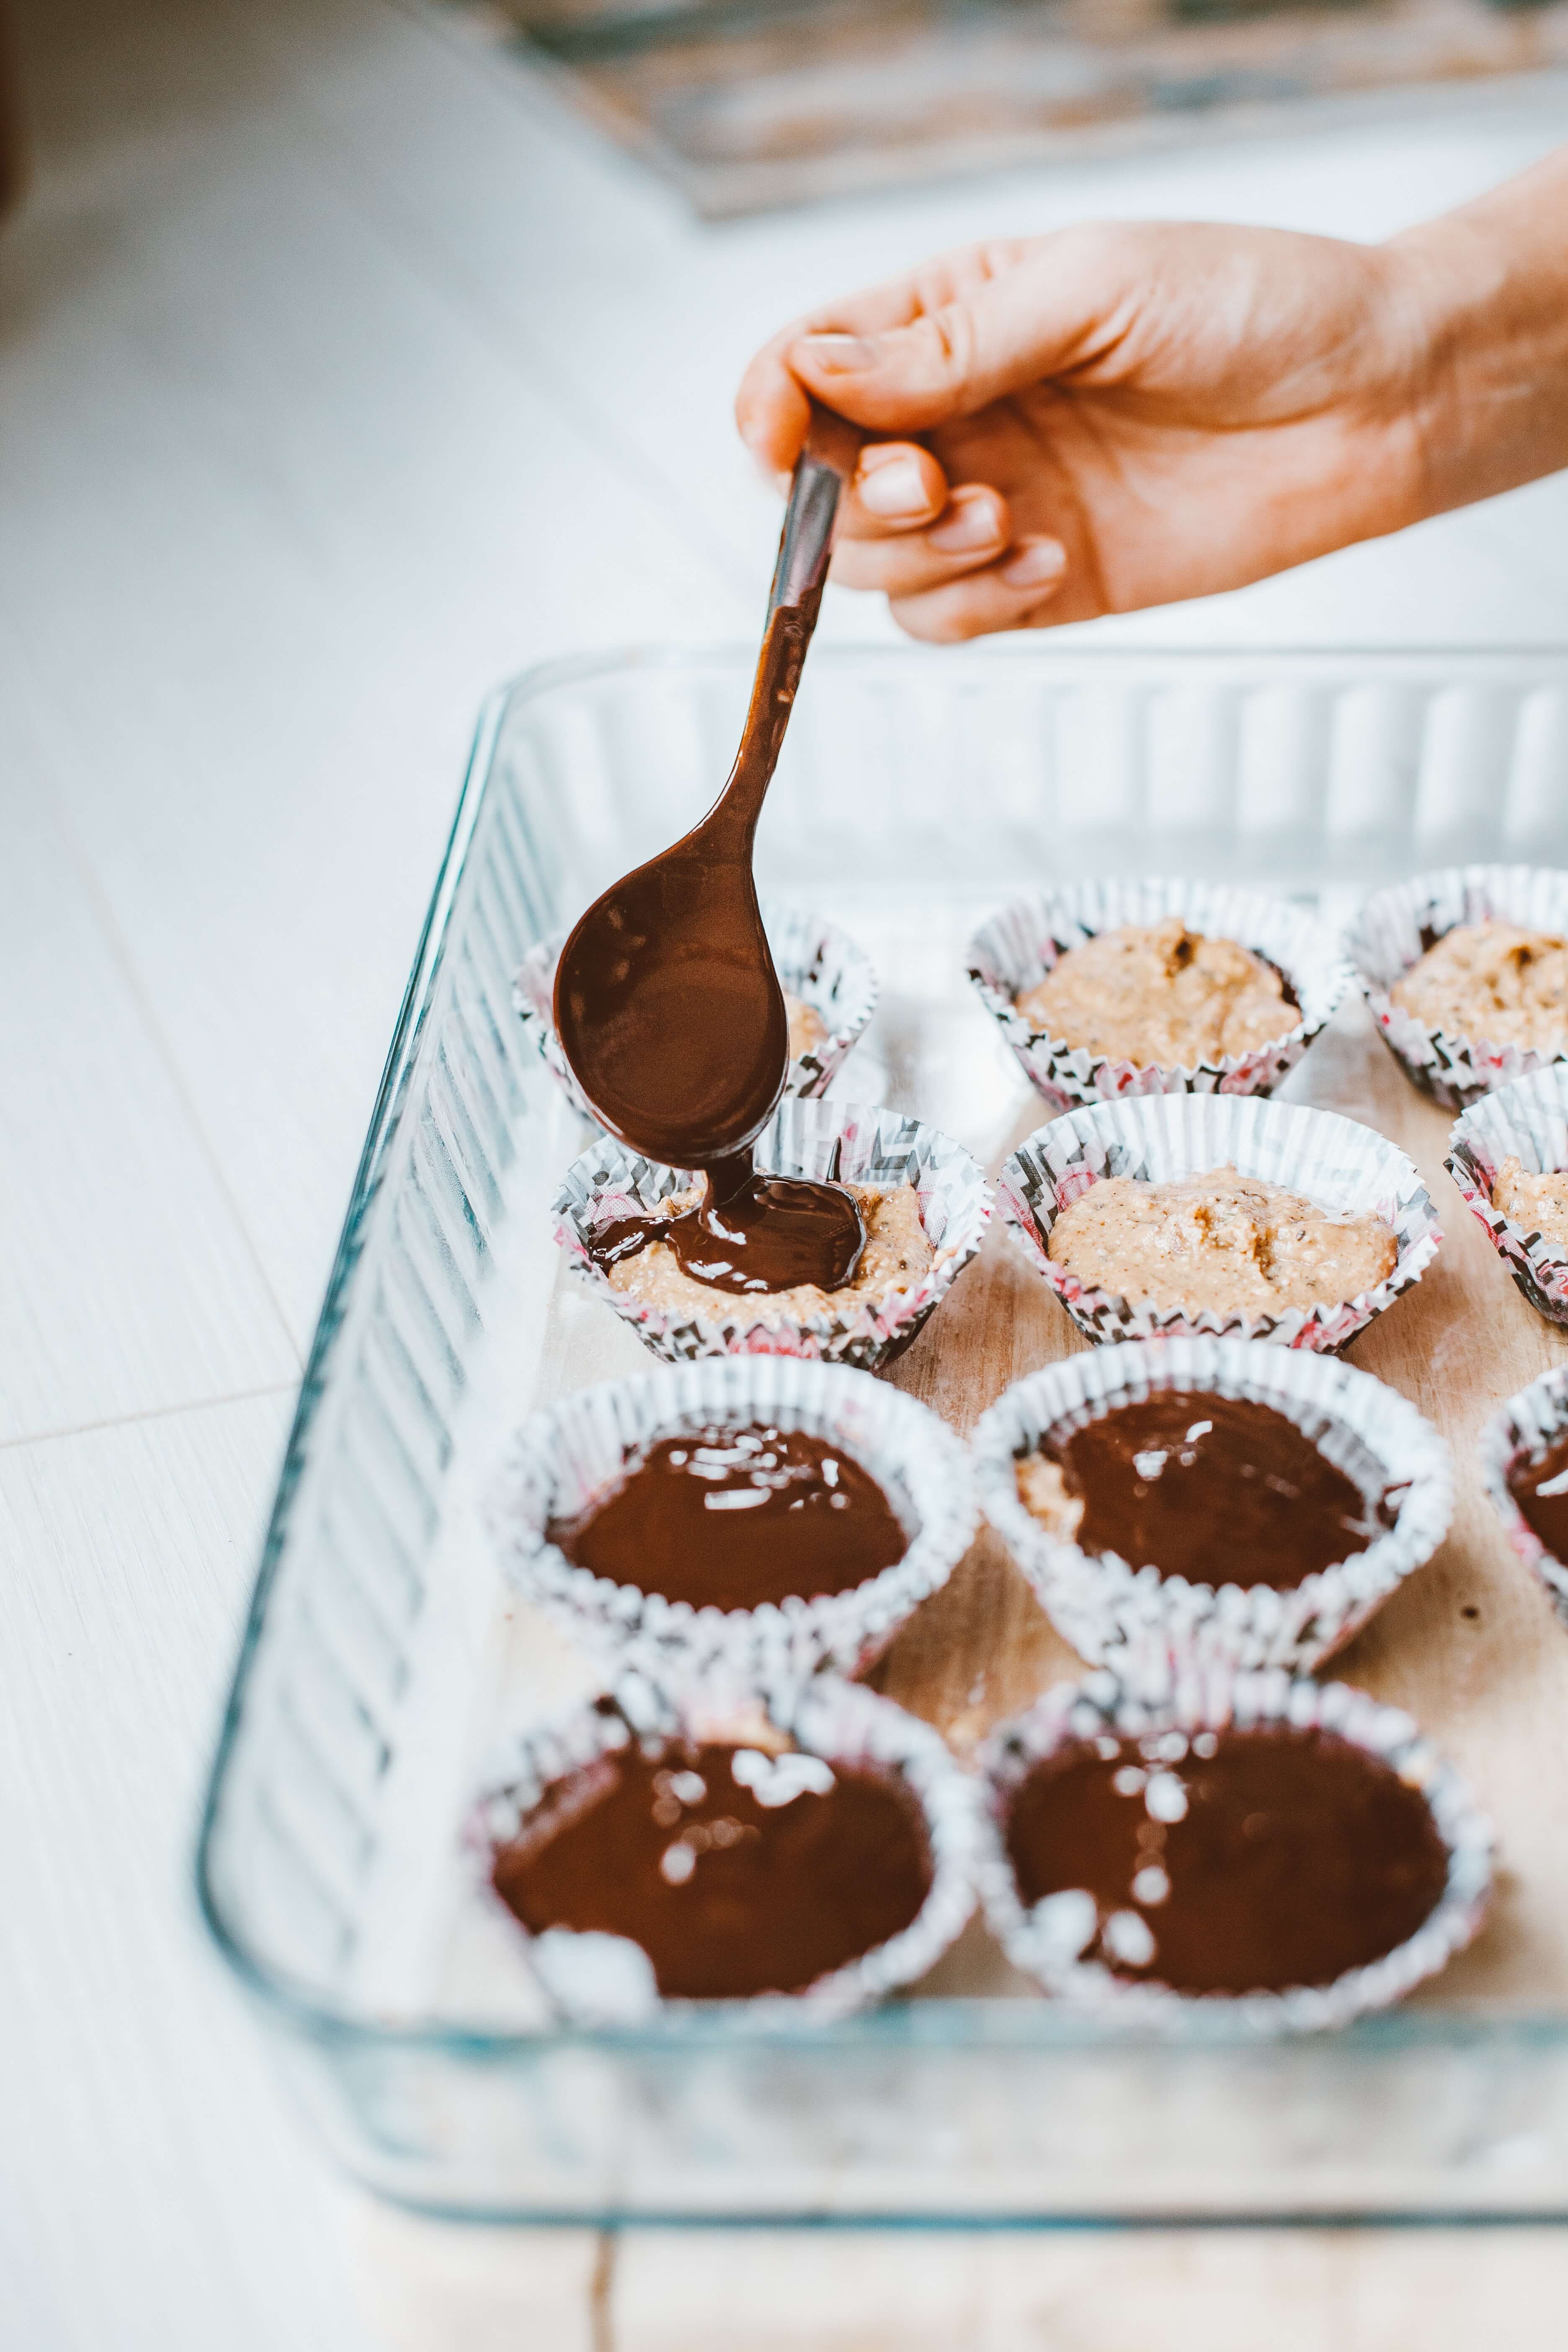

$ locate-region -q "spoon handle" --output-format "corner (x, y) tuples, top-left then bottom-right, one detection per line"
(765, 401), (861, 622)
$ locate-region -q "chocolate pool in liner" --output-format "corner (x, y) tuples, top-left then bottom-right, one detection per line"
(975, 1663), (1493, 2034)
(1346, 864), (1568, 1112)
(469, 1669), (980, 2026)
(554, 1098), (993, 1371)
(966, 878), (1350, 1116)
(1000, 1092), (1440, 1354)
(484, 1356), (977, 1682)
(1480, 1365), (1568, 1634)
(971, 1338), (1452, 1672)
(516, 902), (879, 1126)
(1446, 1065), (1568, 1328)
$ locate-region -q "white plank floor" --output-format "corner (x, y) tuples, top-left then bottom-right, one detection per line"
(5, 0), (1568, 2342)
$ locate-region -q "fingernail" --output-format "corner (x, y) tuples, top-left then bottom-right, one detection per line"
(929, 495), (1003, 554)
(795, 332), (878, 374)
(858, 457), (931, 518)
(1000, 538), (1067, 590)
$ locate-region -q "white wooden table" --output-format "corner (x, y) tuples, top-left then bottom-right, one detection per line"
(4, 0), (1568, 2341)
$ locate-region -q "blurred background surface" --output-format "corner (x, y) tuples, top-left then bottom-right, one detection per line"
(3, 1), (1568, 2345)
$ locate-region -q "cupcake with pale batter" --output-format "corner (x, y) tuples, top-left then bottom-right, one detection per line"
(968, 881), (1347, 1113)
(1447, 1064), (1568, 1327)
(516, 901), (878, 1126)
(554, 1098), (992, 1372)
(1001, 1092), (1439, 1353)
(1348, 867), (1568, 1109)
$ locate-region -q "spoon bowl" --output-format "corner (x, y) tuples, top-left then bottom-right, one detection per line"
(554, 404), (859, 1170)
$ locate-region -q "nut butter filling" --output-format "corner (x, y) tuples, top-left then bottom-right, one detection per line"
(1390, 920), (1568, 1053)
(1016, 918), (1297, 1068)
(1492, 1155), (1568, 1248)
(1046, 1163), (1397, 1318)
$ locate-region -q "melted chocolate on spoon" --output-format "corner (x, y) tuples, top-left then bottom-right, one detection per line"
(1508, 1427), (1568, 1561)
(549, 1421), (907, 1611)
(493, 1736), (931, 1999)
(553, 406), (863, 1295)
(1036, 1392), (1395, 1589)
(1006, 1725), (1449, 1996)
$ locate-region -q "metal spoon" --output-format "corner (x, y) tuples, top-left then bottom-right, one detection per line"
(553, 402), (859, 1170)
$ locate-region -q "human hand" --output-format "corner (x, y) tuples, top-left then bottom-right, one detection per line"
(735, 223), (1438, 640)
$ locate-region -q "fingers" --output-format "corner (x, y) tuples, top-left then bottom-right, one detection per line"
(887, 537), (1070, 642)
(840, 442), (947, 535)
(786, 263), (1055, 434)
(830, 484), (1011, 595)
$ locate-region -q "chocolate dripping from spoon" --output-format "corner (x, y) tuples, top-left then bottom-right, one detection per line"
(555, 405), (867, 1294)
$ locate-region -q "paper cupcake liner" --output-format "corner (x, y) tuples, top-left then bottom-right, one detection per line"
(483, 1356), (978, 1683)
(1000, 1092), (1440, 1354)
(974, 1662), (1493, 2034)
(470, 1669), (981, 2026)
(1446, 1066), (1568, 1328)
(970, 1338), (1452, 1673)
(966, 878), (1350, 1116)
(515, 901), (879, 1126)
(554, 1098), (993, 1371)
(1480, 1366), (1568, 1634)
(1346, 865), (1568, 1111)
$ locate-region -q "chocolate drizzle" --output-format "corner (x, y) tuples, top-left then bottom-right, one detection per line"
(1038, 1392), (1393, 1589)
(587, 1164), (867, 1295)
(1006, 1725), (1449, 1996)
(492, 1737), (932, 1999)
(553, 415), (863, 1298)
(549, 1421), (907, 1611)
(1509, 1427), (1568, 1561)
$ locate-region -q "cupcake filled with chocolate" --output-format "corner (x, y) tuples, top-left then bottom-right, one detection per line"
(1482, 1365), (1568, 1633)
(1347, 865), (1568, 1110)
(485, 1356), (976, 1680)
(516, 902), (878, 1125)
(554, 1098), (991, 1370)
(475, 1674), (979, 2020)
(967, 880), (1347, 1114)
(973, 1338), (1451, 1670)
(1000, 1093), (1439, 1352)
(977, 1666), (1491, 2030)
(1447, 1066), (1568, 1327)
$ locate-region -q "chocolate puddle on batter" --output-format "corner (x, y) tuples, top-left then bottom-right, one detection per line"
(1026, 1392), (1395, 1589)
(1508, 1428), (1568, 1562)
(492, 1736), (932, 1999)
(549, 1421), (907, 1611)
(1006, 1725), (1449, 1996)
(586, 1161), (867, 1296)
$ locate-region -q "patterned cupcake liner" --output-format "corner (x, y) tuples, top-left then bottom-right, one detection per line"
(515, 901), (879, 1126)
(1345, 865), (1568, 1111)
(1446, 1066), (1568, 1327)
(970, 1337), (1452, 1673)
(999, 1091), (1440, 1354)
(483, 1356), (977, 1683)
(1479, 1366), (1568, 1634)
(554, 1097), (993, 1371)
(966, 878), (1350, 1116)
(470, 1669), (981, 2026)
(974, 1662), (1493, 2034)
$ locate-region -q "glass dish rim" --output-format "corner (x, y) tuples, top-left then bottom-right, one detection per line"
(193, 637), (1568, 2062)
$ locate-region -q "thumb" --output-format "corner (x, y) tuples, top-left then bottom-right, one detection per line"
(788, 251), (1095, 432)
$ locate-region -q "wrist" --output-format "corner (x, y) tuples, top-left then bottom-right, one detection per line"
(1387, 150), (1568, 522)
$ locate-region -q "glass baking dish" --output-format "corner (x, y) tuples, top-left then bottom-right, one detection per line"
(196, 642), (1568, 2223)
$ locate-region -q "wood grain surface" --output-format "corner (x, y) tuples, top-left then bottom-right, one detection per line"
(877, 997), (1568, 2004)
